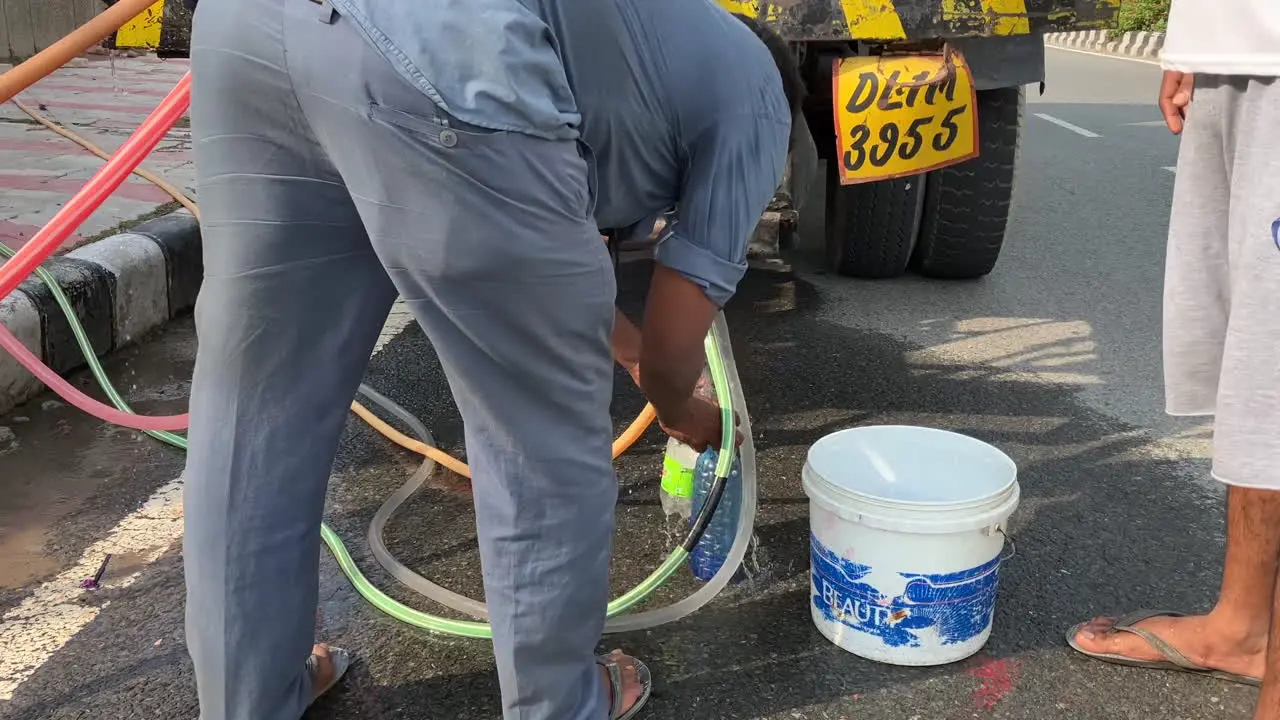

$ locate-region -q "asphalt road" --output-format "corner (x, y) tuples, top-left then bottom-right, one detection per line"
(0, 48), (1251, 719)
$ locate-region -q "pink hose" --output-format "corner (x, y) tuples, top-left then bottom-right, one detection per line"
(0, 72), (192, 298)
(0, 73), (192, 430)
(0, 321), (188, 430)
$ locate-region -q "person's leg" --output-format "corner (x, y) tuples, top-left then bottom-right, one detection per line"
(184, 2), (396, 718)
(282, 9), (643, 720)
(1070, 75), (1274, 680)
(1073, 486), (1276, 678)
(1214, 74), (1280, 715)
(1257, 577), (1280, 719)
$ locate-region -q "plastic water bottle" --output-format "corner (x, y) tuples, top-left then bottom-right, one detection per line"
(659, 438), (697, 519)
(689, 447), (745, 583)
(658, 368), (715, 520)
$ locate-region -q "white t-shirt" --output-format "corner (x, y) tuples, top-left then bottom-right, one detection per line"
(1161, 0), (1280, 76)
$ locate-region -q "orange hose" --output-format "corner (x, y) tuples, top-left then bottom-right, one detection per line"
(349, 400), (473, 478)
(0, 0), (161, 105)
(613, 403), (659, 458)
(350, 400), (658, 480)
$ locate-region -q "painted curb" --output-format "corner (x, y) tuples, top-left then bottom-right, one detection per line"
(0, 211), (203, 416)
(1045, 29), (1165, 60)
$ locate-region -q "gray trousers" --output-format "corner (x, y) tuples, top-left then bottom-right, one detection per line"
(183, 1), (617, 718)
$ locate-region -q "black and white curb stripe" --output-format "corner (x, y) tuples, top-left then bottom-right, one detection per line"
(1045, 30), (1166, 60)
(0, 212), (202, 416)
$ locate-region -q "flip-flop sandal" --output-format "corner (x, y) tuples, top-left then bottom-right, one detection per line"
(307, 646), (353, 703)
(1066, 609), (1261, 687)
(598, 651), (653, 720)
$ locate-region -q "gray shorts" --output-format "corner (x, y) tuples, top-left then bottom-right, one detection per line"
(1163, 75), (1280, 489)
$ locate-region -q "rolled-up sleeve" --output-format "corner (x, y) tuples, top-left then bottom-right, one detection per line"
(655, 111), (790, 307)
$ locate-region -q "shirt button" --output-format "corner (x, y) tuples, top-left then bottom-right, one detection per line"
(439, 129), (458, 148)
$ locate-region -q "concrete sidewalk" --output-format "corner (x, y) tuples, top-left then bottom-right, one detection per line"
(0, 53), (194, 252)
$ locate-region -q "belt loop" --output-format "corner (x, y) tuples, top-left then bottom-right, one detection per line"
(311, 0), (337, 24)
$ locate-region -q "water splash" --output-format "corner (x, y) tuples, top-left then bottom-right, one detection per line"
(107, 49), (127, 97)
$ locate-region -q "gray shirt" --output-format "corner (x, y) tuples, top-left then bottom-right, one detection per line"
(329, 0), (791, 305)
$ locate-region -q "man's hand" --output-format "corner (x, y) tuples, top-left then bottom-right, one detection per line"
(659, 394), (742, 452)
(1160, 71), (1194, 134)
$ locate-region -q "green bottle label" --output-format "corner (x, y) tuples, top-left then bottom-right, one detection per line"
(661, 455), (695, 499)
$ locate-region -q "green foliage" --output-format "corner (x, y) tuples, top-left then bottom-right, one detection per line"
(1116, 0), (1170, 32)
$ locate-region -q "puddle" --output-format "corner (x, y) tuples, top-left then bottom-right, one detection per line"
(0, 526), (60, 589)
(0, 319), (194, 598)
(0, 402), (111, 590)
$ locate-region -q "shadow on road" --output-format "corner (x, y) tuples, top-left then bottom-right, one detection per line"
(307, 260), (1235, 718)
(0, 260), (1242, 719)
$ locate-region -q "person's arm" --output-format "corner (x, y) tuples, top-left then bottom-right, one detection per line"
(640, 265), (719, 421)
(611, 308), (643, 387)
(639, 108), (791, 443)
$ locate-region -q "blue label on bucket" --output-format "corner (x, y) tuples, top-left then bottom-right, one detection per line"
(810, 534), (1001, 648)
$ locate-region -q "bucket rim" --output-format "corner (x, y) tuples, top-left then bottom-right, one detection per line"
(804, 467), (1021, 534)
(805, 424), (1018, 509)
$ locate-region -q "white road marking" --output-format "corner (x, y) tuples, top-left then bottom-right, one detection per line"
(374, 299), (414, 355)
(1045, 45), (1161, 66)
(1125, 120), (1171, 127)
(0, 478), (184, 699)
(0, 299), (416, 700)
(1163, 166), (1177, 174)
(1033, 113), (1101, 138)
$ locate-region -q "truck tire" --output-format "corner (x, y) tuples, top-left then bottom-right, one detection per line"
(911, 86), (1024, 279)
(824, 168), (925, 279)
(799, 55), (923, 279)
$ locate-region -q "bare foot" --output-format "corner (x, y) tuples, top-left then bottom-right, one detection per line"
(1073, 612), (1266, 681)
(309, 644), (338, 702)
(598, 650), (645, 716)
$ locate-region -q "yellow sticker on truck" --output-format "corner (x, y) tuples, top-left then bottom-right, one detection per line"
(831, 52), (979, 185)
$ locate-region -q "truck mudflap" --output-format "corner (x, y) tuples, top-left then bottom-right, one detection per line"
(722, 0), (1117, 41)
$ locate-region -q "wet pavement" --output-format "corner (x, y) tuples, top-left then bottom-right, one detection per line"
(0, 48), (1256, 719)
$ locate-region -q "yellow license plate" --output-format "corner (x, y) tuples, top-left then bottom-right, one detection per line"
(832, 52), (979, 185)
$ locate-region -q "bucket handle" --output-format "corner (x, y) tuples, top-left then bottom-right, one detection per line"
(997, 528), (1017, 564)
(900, 529), (1017, 596)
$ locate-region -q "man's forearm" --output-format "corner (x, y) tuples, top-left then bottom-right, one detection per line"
(611, 308), (643, 386)
(639, 351), (703, 424)
(640, 265), (719, 422)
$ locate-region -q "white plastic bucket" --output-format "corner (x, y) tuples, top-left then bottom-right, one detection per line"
(802, 425), (1019, 666)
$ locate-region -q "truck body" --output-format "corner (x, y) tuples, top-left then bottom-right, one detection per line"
(719, 0), (1119, 279)
(110, 0), (1119, 280)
